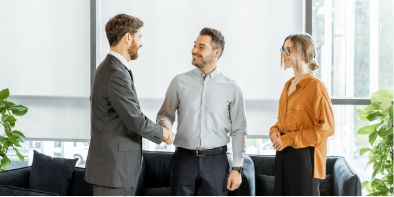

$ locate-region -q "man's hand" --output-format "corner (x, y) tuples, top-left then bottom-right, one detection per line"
(227, 170), (242, 191)
(162, 125), (174, 145)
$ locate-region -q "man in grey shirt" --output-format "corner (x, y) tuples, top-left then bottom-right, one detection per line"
(157, 28), (247, 195)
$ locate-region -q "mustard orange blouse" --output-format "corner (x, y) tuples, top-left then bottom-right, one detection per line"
(269, 73), (335, 179)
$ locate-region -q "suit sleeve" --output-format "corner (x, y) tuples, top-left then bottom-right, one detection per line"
(107, 70), (163, 144)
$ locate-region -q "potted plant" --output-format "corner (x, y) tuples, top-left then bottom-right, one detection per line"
(0, 88), (28, 171)
(357, 90), (393, 196)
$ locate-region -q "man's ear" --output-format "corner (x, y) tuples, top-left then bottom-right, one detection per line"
(123, 32), (132, 44)
(215, 48), (222, 58)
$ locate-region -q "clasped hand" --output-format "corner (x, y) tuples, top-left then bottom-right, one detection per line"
(162, 125), (175, 145)
(270, 131), (284, 151)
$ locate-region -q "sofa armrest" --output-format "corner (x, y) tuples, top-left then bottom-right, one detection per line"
(0, 185), (58, 196)
(332, 157), (362, 196)
(0, 166), (31, 188)
(227, 154), (255, 196)
(132, 155), (146, 196)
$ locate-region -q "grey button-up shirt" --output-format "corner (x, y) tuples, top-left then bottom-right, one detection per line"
(157, 68), (247, 167)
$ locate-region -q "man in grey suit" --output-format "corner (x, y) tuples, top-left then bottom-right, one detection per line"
(85, 14), (174, 196)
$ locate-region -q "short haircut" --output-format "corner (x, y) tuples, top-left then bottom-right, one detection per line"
(105, 14), (144, 46)
(200, 27), (225, 58)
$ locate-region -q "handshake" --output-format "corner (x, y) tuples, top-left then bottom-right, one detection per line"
(162, 125), (175, 145)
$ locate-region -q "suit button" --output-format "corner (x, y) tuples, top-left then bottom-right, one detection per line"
(283, 114), (286, 117)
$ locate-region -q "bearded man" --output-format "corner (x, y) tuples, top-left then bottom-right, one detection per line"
(157, 27), (247, 196)
(84, 14), (174, 196)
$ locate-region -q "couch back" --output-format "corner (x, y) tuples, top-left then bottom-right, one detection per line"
(139, 151), (173, 188)
(68, 167), (93, 196)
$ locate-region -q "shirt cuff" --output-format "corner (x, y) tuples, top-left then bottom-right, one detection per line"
(280, 133), (292, 148)
(269, 129), (279, 138)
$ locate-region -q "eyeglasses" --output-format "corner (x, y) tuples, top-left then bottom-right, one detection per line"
(280, 48), (292, 56)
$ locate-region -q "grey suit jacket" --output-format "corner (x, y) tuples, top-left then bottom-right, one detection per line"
(84, 54), (163, 188)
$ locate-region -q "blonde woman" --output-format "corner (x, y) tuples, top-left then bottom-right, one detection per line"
(270, 33), (335, 196)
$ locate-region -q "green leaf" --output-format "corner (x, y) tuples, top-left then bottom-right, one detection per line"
(362, 181), (370, 189)
(379, 128), (388, 138)
(374, 162), (380, 171)
(0, 89), (10, 100)
(8, 105), (28, 116)
(3, 122), (11, 135)
(360, 148), (372, 156)
(0, 100), (5, 108)
(11, 130), (26, 141)
(389, 105), (393, 119)
(1, 156), (10, 168)
(365, 102), (382, 111)
(388, 175), (393, 184)
(1, 114), (16, 128)
(364, 160), (374, 171)
(378, 185), (390, 192)
(369, 130), (378, 146)
(387, 133), (394, 144)
(0, 108), (6, 115)
(13, 147), (24, 162)
(370, 129), (379, 146)
(358, 124), (380, 135)
(5, 101), (15, 107)
(8, 136), (21, 147)
(371, 179), (380, 188)
(367, 111), (385, 121)
(357, 109), (371, 121)
(375, 90), (394, 99)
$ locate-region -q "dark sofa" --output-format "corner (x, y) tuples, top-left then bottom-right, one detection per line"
(0, 151), (361, 196)
(0, 166), (93, 196)
(249, 155), (362, 196)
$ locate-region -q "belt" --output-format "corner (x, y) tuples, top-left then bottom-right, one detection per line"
(176, 146), (227, 156)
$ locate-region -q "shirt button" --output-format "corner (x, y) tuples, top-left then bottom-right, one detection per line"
(283, 114), (286, 117)
(202, 121), (204, 123)
(201, 134), (204, 137)
(282, 127), (284, 131)
(202, 107), (204, 110)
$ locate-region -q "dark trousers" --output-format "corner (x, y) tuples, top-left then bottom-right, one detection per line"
(92, 185), (134, 196)
(274, 146), (320, 196)
(170, 149), (229, 196)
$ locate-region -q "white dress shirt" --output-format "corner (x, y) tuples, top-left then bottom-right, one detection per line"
(108, 50), (131, 71)
(157, 68), (247, 167)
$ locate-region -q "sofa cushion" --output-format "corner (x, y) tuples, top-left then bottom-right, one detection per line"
(28, 150), (77, 196)
(319, 174), (333, 196)
(0, 184), (58, 196)
(255, 174), (274, 196)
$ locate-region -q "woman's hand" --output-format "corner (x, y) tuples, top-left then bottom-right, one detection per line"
(272, 139), (284, 151)
(270, 131), (284, 151)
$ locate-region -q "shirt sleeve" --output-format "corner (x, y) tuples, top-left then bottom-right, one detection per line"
(230, 83), (247, 167)
(280, 89), (335, 148)
(156, 76), (179, 130)
(269, 120), (280, 137)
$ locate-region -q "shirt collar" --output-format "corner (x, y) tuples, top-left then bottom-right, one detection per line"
(193, 67), (221, 79)
(298, 73), (313, 88)
(108, 50), (131, 71)
(285, 72), (313, 88)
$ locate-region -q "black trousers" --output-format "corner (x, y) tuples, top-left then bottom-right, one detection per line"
(274, 146), (320, 196)
(170, 149), (229, 196)
(92, 185), (133, 196)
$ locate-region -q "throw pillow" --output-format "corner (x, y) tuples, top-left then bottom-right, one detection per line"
(319, 174), (333, 196)
(255, 174), (275, 196)
(28, 150), (78, 196)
